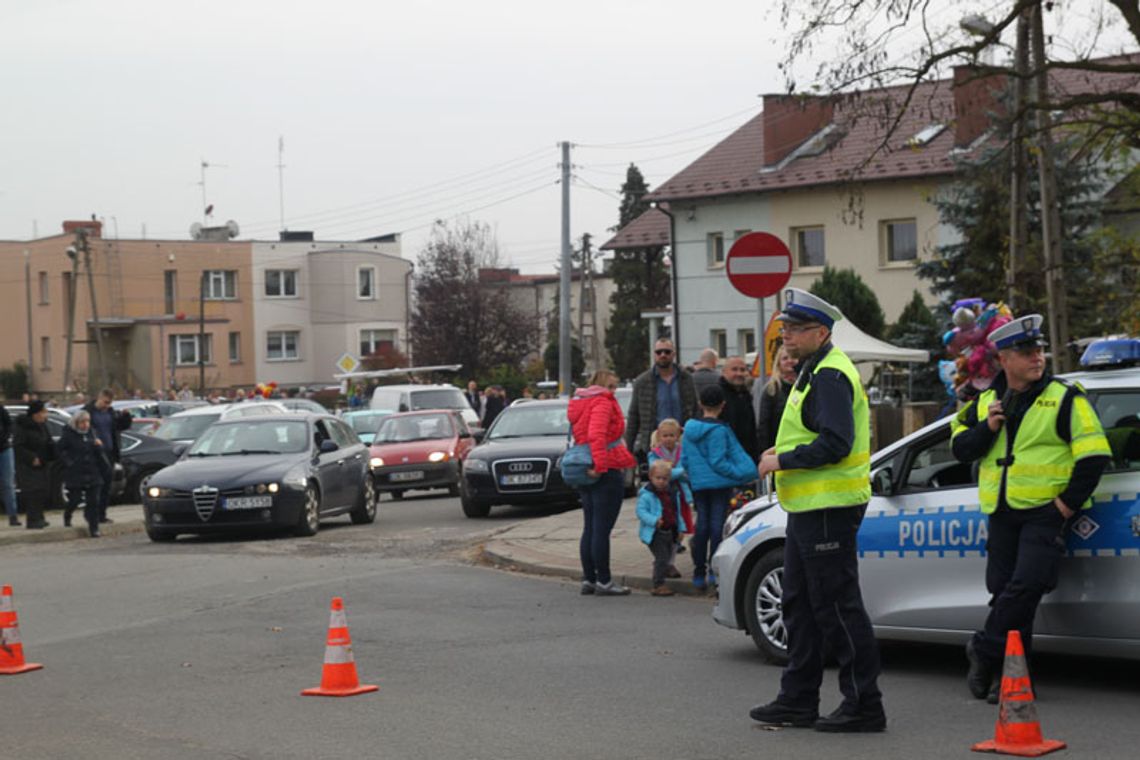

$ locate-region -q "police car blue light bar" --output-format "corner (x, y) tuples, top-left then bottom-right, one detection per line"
(1079, 338), (1140, 369)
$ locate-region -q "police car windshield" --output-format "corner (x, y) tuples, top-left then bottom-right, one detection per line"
(487, 405), (569, 439)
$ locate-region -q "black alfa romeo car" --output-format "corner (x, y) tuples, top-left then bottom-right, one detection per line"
(460, 399), (578, 518)
(141, 414), (375, 541)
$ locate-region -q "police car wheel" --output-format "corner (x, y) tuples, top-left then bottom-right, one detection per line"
(744, 548), (789, 664)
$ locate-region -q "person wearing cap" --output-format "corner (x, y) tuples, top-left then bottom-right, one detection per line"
(13, 401), (56, 529)
(951, 314), (1110, 703)
(750, 287), (885, 733)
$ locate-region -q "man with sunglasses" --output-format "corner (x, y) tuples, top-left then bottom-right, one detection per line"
(750, 287), (884, 733)
(951, 314), (1110, 703)
(625, 338), (697, 462)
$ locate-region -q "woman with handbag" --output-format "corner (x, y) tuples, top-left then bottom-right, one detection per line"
(567, 370), (637, 596)
(57, 410), (105, 538)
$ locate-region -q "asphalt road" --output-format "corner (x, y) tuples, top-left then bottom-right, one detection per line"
(2, 493), (1139, 760)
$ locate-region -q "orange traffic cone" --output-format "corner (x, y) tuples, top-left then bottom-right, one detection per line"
(301, 597), (378, 697)
(0, 585), (43, 675)
(972, 630), (1064, 756)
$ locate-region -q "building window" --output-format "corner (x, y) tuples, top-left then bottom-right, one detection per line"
(733, 229), (752, 242)
(265, 269), (298, 298)
(164, 270), (177, 315)
(168, 334), (213, 366)
(710, 329), (727, 358)
(357, 267), (376, 299)
(38, 272), (49, 304)
(229, 332), (241, 363)
(360, 329), (397, 357)
(737, 329), (756, 355)
(882, 219), (918, 263)
(203, 270), (237, 300)
(40, 337), (51, 369)
(267, 330), (300, 361)
(792, 227), (826, 268)
(706, 233), (725, 268)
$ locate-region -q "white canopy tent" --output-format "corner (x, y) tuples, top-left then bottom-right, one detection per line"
(831, 319), (929, 364)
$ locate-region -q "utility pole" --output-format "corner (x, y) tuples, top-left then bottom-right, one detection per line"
(80, 229), (109, 389)
(559, 141), (572, 396)
(62, 242), (79, 392)
(24, 250), (33, 393)
(1007, 8), (1031, 310)
(277, 136), (287, 233)
(576, 233), (598, 375)
(199, 271), (208, 396)
(1031, 2), (1071, 373)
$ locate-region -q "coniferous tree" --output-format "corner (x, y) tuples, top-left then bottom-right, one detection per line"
(809, 266), (887, 338)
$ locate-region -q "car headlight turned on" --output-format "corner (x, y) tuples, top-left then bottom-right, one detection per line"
(723, 496), (778, 539)
(369, 456), (384, 469)
(147, 486), (173, 499)
(464, 458), (489, 473)
(428, 451), (449, 463)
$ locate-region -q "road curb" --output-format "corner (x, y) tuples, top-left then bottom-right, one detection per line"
(0, 519), (146, 547)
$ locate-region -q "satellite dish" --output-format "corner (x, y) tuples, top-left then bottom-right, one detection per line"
(225, 219), (240, 239)
(189, 222), (204, 240)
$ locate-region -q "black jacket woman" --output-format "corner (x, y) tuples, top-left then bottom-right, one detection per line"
(57, 410), (105, 537)
(13, 401), (55, 529)
(757, 346), (798, 454)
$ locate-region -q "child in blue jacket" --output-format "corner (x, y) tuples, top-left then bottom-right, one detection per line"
(680, 384), (757, 591)
(635, 459), (689, 596)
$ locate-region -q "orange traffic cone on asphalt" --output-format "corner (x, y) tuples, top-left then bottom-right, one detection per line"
(0, 585), (43, 675)
(972, 630), (1064, 756)
(301, 597), (378, 697)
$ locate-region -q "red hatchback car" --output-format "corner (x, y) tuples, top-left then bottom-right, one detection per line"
(367, 410), (476, 499)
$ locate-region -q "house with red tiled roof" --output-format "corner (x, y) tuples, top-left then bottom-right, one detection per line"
(633, 60), (1140, 364)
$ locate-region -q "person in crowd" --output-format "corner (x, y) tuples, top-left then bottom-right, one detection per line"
(719, 355), (759, 461)
(521, 386), (534, 400)
(0, 405), (18, 526)
(176, 383), (194, 401)
(691, 348), (721, 398)
(681, 384), (757, 591)
(58, 410), (105, 537)
(635, 459), (690, 597)
(83, 388), (132, 524)
(951, 314), (1110, 704)
(482, 385), (505, 428)
(757, 345), (797, 454)
(13, 401), (55, 529)
(752, 288), (884, 733)
(464, 380), (484, 418)
(625, 338), (698, 468)
(568, 369), (637, 596)
(648, 417), (694, 567)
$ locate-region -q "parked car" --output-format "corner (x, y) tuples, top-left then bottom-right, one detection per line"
(370, 384), (481, 430)
(368, 410), (475, 499)
(150, 402), (287, 445)
(119, 431), (181, 502)
(141, 414), (374, 541)
(460, 399), (578, 518)
(278, 398), (327, 415)
(130, 417), (161, 435)
(342, 409), (395, 444)
(711, 357), (1140, 663)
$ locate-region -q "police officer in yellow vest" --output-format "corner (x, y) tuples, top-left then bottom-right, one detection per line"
(951, 314), (1110, 703)
(750, 288), (885, 733)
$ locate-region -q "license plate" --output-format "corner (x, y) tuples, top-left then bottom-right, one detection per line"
(501, 474), (543, 486)
(390, 470), (424, 482)
(224, 495), (273, 510)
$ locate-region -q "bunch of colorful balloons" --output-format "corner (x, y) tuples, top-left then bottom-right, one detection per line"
(253, 381), (279, 399)
(942, 298), (1013, 398)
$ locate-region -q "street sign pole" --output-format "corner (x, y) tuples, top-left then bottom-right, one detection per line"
(726, 230), (792, 403)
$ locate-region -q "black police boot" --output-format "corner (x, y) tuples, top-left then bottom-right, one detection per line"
(966, 639), (993, 700)
(813, 702), (887, 733)
(748, 700), (819, 727)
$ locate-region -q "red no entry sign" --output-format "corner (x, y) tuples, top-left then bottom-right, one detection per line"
(726, 232), (792, 299)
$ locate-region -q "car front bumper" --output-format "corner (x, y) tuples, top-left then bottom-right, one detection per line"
(143, 488), (307, 533)
(462, 468), (577, 506)
(372, 461), (460, 492)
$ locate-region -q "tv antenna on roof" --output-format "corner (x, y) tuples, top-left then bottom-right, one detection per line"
(199, 158), (228, 223)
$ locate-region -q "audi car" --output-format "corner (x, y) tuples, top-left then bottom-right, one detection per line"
(459, 399), (577, 517)
(711, 354), (1140, 663)
(141, 414), (375, 541)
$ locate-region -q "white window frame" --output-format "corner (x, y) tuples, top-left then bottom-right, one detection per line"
(881, 219), (919, 265)
(228, 331), (241, 363)
(264, 269), (299, 298)
(204, 270), (237, 300)
(169, 334), (213, 366)
(266, 330), (300, 362)
(710, 329), (727, 358)
(360, 328), (397, 357)
(706, 233), (725, 269)
(357, 266), (376, 300)
(792, 226), (826, 270)
(736, 328), (756, 356)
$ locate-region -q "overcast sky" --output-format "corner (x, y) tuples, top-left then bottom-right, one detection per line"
(1, 1), (1130, 272)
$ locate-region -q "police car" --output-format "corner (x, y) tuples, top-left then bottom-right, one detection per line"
(711, 339), (1140, 663)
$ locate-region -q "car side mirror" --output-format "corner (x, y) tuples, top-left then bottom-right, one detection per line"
(172, 443), (188, 458)
(471, 429), (485, 444)
(871, 467), (893, 497)
(319, 439), (339, 453)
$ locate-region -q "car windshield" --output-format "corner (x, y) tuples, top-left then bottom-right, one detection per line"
(487, 405), (569, 439)
(376, 413), (453, 443)
(346, 412), (391, 435)
(188, 420), (310, 456)
(409, 389), (467, 411)
(153, 413), (221, 442)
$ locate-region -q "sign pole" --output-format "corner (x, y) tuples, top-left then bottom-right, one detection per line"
(756, 297), (766, 389)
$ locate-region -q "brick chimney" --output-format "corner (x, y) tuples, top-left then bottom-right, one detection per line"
(952, 66), (1007, 148)
(762, 94), (834, 166)
(61, 219), (103, 238)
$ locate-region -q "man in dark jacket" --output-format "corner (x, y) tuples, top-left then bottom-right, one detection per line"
(625, 338), (698, 456)
(718, 356), (759, 461)
(481, 386), (505, 429)
(83, 388), (132, 523)
(0, 405), (17, 526)
(13, 401), (55, 529)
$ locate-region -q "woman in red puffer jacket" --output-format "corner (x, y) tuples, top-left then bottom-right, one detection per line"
(567, 370), (637, 596)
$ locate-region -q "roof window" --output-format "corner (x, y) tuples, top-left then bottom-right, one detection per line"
(906, 124), (946, 148)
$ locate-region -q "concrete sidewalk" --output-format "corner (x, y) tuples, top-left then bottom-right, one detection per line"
(0, 503), (146, 547)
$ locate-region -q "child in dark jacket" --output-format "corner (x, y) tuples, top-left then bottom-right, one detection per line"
(680, 384), (757, 591)
(648, 418), (694, 568)
(635, 460), (689, 596)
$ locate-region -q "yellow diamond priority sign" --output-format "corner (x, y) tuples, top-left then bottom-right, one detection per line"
(336, 353), (360, 375)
